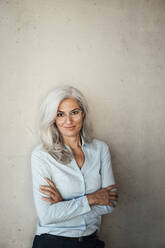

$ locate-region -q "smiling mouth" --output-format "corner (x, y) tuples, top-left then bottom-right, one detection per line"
(64, 126), (75, 129)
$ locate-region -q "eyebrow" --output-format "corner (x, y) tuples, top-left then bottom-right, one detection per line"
(57, 108), (81, 113)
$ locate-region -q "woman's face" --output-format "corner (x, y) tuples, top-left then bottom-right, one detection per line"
(55, 98), (84, 139)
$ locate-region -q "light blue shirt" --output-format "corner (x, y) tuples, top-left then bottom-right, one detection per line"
(31, 136), (116, 237)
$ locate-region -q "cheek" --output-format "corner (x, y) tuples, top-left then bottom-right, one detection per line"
(55, 121), (63, 128)
(75, 119), (83, 128)
(55, 122), (64, 134)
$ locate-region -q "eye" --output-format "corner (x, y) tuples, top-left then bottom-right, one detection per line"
(57, 112), (64, 117)
(71, 110), (79, 115)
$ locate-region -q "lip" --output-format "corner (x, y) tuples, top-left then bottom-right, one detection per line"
(64, 126), (75, 129)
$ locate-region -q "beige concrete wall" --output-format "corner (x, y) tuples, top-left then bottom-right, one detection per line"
(0, 0), (165, 247)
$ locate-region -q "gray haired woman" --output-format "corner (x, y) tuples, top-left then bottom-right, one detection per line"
(31, 85), (118, 248)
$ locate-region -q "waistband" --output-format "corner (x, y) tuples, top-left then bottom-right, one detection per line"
(40, 230), (98, 242)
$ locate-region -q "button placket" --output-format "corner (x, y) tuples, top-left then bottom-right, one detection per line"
(66, 142), (87, 194)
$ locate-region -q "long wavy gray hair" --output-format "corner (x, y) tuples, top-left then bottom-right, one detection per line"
(39, 85), (92, 164)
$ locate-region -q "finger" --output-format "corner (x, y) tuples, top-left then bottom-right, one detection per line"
(109, 195), (118, 201)
(45, 177), (57, 190)
(40, 185), (55, 192)
(109, 191), (118, 196)
(109, 196), (118, 201)
(40, 186), (56, 195)
(109, 201), (116, 208)
(40, 189), (56, 199)
(106, 184), (119, 191)
(41, 196), (54, 203)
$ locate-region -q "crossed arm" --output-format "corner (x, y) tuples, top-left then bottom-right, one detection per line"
(31, 145), (119, 225)
(40, 177), (118, 207)
(38, 177), (118, 225)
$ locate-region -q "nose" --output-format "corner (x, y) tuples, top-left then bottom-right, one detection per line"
(65, 114), (72, 124)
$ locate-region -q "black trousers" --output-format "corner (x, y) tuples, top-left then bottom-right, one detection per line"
(32, 232), (105, 248)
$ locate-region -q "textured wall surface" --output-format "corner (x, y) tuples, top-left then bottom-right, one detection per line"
(0, 0), (165, 247)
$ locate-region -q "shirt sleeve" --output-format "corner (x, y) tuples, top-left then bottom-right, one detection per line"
(86, 143), (117, 217)
(31, 150), (91, 225)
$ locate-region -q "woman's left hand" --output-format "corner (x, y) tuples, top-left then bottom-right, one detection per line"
(39, 177), (63, 204)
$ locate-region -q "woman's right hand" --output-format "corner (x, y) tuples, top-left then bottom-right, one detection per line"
(86, 184), (118, 207)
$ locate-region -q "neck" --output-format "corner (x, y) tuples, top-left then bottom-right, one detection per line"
(63, 134), (82, 149)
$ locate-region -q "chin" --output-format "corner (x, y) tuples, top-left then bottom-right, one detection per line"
(61, 129), (80, 138)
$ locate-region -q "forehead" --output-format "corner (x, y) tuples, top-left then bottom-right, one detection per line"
(58, 98), (80, 111)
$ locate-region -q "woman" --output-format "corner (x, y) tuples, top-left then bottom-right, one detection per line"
(31, 85), (118, 248)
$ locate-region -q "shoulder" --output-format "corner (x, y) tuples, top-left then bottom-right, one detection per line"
(31, 143), (52, 174)
(88, 138), (110, 153)
(32, 143), (44, 152)
(31, 143), (48, 161)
